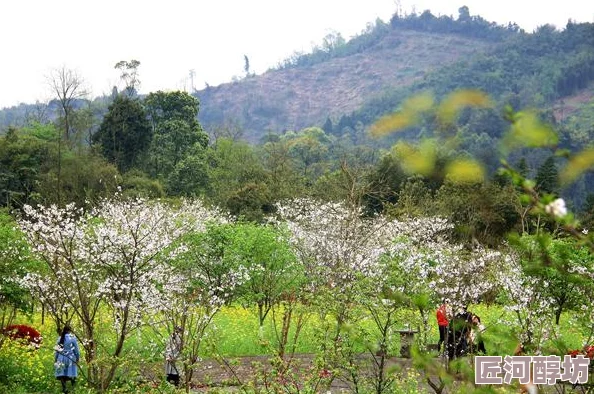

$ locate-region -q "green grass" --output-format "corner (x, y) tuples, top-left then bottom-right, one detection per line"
(9, 303), (590, 358)
(3, 303), (591, 392)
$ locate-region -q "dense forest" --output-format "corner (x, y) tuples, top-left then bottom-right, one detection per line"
(1, 6), (594, 237)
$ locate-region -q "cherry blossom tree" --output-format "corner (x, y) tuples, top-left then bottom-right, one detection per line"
(359, 216), (452, 392)
(275, 199), (459, 390)
(429, 245), (508, 311)
(499, 235), (594, 353)
(275, 198), (400, 390)
(150, 224), (248, 391)
(19, 196), (219, 390)
(276, 198), (400, 324)
(387, 223), (454, 327)
(498, 250), (555, 352)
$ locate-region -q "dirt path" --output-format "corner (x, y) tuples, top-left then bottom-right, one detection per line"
(164, 353), (416, 392)
(148, 354), (590, 393)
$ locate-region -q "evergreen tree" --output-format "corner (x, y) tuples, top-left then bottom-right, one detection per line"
(517, 157), (529, 178)
(93, 96), (152, 172)
(581, 193), (594, 229)
(322, 117), (334, 135)
(144, 91), (209, 179)
(535, 156), (558, 195)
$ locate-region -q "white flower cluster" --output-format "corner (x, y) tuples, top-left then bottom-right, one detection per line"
(275, 199), (457, 301)
(544, 198), (567, 218)
(18, 196), (227, 359)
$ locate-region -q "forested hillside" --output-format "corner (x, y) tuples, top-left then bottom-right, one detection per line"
(195, 27), (492, 142)
(193, 7), (594, 145)
(2, 6), (594, 223)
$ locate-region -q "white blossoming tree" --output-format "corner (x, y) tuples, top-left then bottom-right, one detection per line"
(151, 221), (251, 390)
(19, 197), (218, 390)
(498, 234), (594, 354)
(430, 245), (507, 311)
(275, 199), (392, 389)
(498, 249), (555, 353)
(359, 216), (452, 392)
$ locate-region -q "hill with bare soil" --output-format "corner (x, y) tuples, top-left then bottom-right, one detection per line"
(196, 29), (492, 143)
(553, 81), (594, 123)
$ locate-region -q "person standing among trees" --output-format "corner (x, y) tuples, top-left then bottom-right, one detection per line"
(469, 314), (487, 354)
(448, 305), (473, 359)
(54, 325), (80, 394)
(436, 299), (451, 354)
(165, 326), (183, 387)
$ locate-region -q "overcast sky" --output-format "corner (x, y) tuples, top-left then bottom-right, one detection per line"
(1, 0), (593, 109)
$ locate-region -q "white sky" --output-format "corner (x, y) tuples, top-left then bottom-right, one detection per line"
(1, 0), (593, 109)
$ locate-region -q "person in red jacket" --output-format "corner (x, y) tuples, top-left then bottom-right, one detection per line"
(436, 299), (451, 353)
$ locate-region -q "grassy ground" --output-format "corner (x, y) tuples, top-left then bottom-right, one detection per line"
(2, 303), (590, 393)
(8, 303), (589, 357)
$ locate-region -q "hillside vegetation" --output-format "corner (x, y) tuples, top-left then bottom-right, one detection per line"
(196, 27), (492, 142)
(2, 7), (594, 217)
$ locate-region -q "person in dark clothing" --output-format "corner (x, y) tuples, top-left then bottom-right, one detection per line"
(446, 306), (473, 359)
(165, 326), (182, 386)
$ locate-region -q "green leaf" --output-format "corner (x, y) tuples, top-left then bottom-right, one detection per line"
(369, 92), (434, 137)
(437, 90), (492, 125)
(392, 139), (437, 176)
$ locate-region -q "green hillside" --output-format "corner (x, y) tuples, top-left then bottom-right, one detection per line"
(2, 6), (594, 217)
(196, 26), (492, 142)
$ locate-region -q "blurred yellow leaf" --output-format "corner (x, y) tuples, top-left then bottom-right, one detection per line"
(437, 90), (492, 124)
(370, 112), (417, 137)
(369, 92), (434, 137)
(445, 159), (485, 183)
(560, 147), (594, 186)
(392, 139), (436, 176)
(402, 92), (435, 113)
(501, 111), (558, 152)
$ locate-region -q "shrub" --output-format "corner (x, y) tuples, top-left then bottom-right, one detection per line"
(2, 324), (42, 349)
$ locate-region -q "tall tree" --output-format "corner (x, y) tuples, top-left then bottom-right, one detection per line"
(47, 66), (87, 204)
(581, 193), (594, 229)
(93, 95), (152, 172)
(516, 157), (529, 178)
(0, 127), (51, 209)
(207, 138), (268, 209)
(47, 66), (87, 140)
(535, 156), (559, 195)
(114, 60), (141, 97)
(144, 91), (209, 178)
(284, 127), (331, 178)
(243, 54), (251, 77)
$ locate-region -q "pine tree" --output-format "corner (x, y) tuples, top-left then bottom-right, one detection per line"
(535, 156), (558, 195)
(322, 117), (334, 135)
(517, 157), (529, 178)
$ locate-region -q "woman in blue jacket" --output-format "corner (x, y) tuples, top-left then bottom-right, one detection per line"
(54, 325), (80, 393)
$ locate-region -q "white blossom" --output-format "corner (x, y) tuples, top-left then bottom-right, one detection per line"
(545, 198), (567, 218)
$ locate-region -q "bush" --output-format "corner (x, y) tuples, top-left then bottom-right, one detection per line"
(2, 324), (42, 349)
